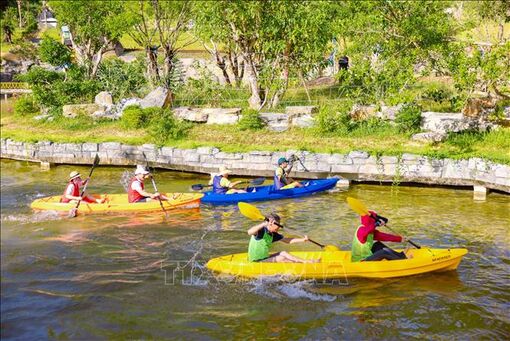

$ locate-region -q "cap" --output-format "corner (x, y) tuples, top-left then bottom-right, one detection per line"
(135, 165), (150, 175)
(266, 212), (281, 226)
(69, 171), (81, 180)
(278, 157), (289, 165)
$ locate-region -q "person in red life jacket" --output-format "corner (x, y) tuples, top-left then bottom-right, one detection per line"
(351, 210), (409, 262)
(61, 171), (104, 204)
(274, 157), (303, 190)
(128, 165), (170, 203)
(209, 166), (247, 194)
(247, 213), (319, 263)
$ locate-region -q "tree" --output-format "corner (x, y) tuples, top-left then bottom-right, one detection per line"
(50, 0), (134, 79)
(331, 0), (459, 103)
(128, 0), (193, 88)
(1, 7), (17, 43)
(193, 1), (333, 109)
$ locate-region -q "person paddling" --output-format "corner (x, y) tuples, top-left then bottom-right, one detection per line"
(61, 171), (104, 204)
(274, 157), (303, 190)
(351, 210), (409, 262)
(128, 165), (169, 203)
(248, 213), (319, 263)
(210, 166), (247, 194)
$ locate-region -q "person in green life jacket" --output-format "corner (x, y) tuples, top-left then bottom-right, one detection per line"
(209, 166), (247, 194)
(351, 210), (411, 262)
(247, 213), (319, 263)
(274, 157), (303, 190)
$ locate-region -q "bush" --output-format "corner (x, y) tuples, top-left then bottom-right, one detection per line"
(395, 103), (422, 133)
(14, 95), (40, 117)
(96, 57), (148, 101)
(121, 105), (152, 129)
(314, 103), (352, 136)
(39, 37), (71, 66)
(148, 109), (192, 146)
(238, 109), (264, 131)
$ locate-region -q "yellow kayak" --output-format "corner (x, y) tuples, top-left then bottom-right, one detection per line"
(206, 248), (468, 279)
(30, 193), (203, 214)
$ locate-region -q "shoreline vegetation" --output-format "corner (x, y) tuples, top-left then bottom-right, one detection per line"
(2, 99), (509, 165)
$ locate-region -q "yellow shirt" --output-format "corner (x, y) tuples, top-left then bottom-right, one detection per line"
(220, 177), (231, 188)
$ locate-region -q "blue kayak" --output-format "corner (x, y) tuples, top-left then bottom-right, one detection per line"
(201, 177), (340, 205)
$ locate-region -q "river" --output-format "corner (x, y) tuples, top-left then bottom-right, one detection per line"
(1, 159), (509, 339)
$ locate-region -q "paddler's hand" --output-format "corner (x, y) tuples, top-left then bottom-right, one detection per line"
(303, 235), (309, 242)
(151, 193), (160, 199)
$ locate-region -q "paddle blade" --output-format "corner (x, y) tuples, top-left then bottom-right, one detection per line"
(93, 154), (100, 167)
(191, 184), (204, 191)
(346, 197), (370, 216)
(324, 245), (340, 252)
(238, 202), (265, 221)
(68, 207), (78, 218)
(250, 177), (266, 186)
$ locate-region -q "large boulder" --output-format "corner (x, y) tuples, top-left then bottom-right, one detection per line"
(259, 112), (289, 132)
(421, 111), (496, 134)
(119, 97), (141, 113)
(62, 104), (103, 118)
(173, 107), (208, 123)
(350, 104), (377, 121)
(94, 91), (113, 108)
(205, 108), (242, 125)
(139, 86), (172, 108)
(377, 104), (403, 121)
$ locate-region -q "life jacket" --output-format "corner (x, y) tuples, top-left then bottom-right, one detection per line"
(273, 166), (287, 190)
(351, 226), (375, 262)
(128, 177), (146, 203)
(61, 181), (80, 203)
(212, 175), (228, 194)
(248, 229), (274, 262)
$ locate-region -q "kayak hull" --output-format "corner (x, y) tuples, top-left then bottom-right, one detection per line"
(201, 177), (340, 205)
(206, 248), (468, 279)
(30, 193), (203, 214)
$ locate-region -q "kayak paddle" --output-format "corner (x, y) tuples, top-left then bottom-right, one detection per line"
(238, 202), (339, 252)
(191, 177), (266, 191)
(69, 154), (100, 217)
(345, 197), (421, 249)
(143, 152), (168, 218)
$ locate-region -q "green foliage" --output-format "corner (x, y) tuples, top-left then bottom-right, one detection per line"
(13, 95), (40, 117)
(10, 40), (38, 61)
(148, 109), (192, 145)
(395, 103), (422, 133)
(39, 37), (71, 66)
(121, 105), (151, 129)
(1, 7), (17, 43)
(314, 105), (351, 136)
(18, 66), (99, 108)
(238, 109), (264, 131)
(96, 57), (148, 101)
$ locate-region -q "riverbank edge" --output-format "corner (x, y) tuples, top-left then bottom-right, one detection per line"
(1, 138), (509, 194)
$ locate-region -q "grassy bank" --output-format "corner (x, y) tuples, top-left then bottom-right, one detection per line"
(2, 99), (509, 164)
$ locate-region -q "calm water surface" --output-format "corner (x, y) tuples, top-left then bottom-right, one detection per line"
(1, 159), (509, 340)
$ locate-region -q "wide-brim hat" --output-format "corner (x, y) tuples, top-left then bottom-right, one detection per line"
(69, 171), (81, 180)
(219, 166), (232, 175)
(135, 165), (150, 175)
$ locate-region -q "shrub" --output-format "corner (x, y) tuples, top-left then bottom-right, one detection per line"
(14, 95), (40, 117)
(121, 105), (150, 129)
(39, 36), (71, 66)
(395, 103), (422, 133)
(238, 109), (264, 131)
(96, 57), (148, 101)
(148, 109), (192, 146)
(314, 103), (352, 136)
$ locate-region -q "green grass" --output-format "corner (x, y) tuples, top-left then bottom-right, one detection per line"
(2, 99), (509, 164)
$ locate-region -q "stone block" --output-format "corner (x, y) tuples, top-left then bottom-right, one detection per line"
(173, 107), (208, 123)
(259, 112), (289, 132)
(82, 143), (98, 152)
(160, 147), (174, 157)
(348, 151), (369, 159)
(62, 103), (103, 118)
(183, 150), (200, 163)
(99, 142), (121, 151)
(291, 114), (314, 128)
(215, 152), (243, 160)
(95, 91), (113, 107)
(205, 108), (242, 125)
(329, 154), (353, 165)
(331, 164), (360, 173)
(139, 86), (171, 108)
(285, 106), (318, 116)
(197, 147), (213, 155)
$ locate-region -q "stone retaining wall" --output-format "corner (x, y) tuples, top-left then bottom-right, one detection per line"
(1, 138), (509, 193)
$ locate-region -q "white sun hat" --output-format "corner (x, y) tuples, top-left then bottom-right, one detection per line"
(135, 165), (150, 175)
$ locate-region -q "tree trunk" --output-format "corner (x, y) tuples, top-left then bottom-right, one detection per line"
(145, 47), (161, 85)
(90, 43), (107, 79)
(245, 57), (262, 109)
(16, 0), (22, 28)
(162, 44), (175, 89)
(229, 52), (244, 87)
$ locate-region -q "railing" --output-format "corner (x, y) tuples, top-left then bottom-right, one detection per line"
(0, 82), (30, 90)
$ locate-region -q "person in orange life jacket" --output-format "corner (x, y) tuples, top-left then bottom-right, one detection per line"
(351, 210), (409, 262)
(61, 171), (105, 204)
(210, 166), (247, 194)
(274, 157), (303, 190)
(128, 165), (170, 203)
(247, 213), (319, 263)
